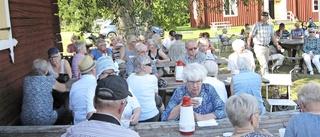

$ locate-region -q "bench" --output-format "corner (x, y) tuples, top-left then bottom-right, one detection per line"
(210, 21), (232, 30)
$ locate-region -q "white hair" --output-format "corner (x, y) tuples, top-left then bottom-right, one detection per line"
(183, 63), (207, 83)
(237, 55), (251, 71)
(298, 82), (320, 106)
(232, 39), (245, 52)
(74, 41), (86, 53)
(133, 55), (151, 73)
(203, 60), (219, 77)
(32, 59), (48, 76)
(226, 93), (258, 128)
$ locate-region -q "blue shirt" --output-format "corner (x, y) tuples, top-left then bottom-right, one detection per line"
(233, 70), (266, 114)
(291, 28), (304, 37)
(303, 36), (320, 55)
(161, 83), (226, 121)
(90, 48), (112, 60)
(284, 113), (320, 137)
(275, 29), (290, 39)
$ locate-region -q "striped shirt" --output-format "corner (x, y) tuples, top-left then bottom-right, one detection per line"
(72, 53), (84, 78)
(62, 120), (140, 137)
(250, 22), (274, 46)
(178, 52), (207, 64)
(303, 36), (320, 54)
(168, 40), (186, 62)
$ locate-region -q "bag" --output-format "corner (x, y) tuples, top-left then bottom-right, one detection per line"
(56, 73), (70, 83)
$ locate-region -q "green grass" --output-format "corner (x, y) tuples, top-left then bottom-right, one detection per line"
(60, 24), (320, 101)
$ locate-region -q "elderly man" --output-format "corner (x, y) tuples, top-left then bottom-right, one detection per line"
(126, 43), (158, 77)
(168, 34), (186, 62)
(62, 75), (140, 137)
(69, 55), (97, 124)
(284, 82), (320, 137)
(202, 60), (228, 103)
(178, 40), (207, 64)
(161, 63), (226, 121)
(71, 41), (87, 78)
(288, 23), (304, 59)
(228, 39), (255, 73)
(197, 37), (215, 59)
(247, 12), (282, 76)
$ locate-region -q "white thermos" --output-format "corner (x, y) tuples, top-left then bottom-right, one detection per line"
(179, 96), (195, 135)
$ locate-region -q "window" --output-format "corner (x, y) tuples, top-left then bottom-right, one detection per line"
(224, 0), (238, 17)
(0, 0), (18, 63)
(313, 0), (319, 12)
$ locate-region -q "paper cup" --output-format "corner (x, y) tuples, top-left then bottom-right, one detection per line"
(223, 132), (233, 137)
(278, 128), (286, 137)
(227, 77), (232, 82)
(120, 119), (130, 128)
(193, 97), (203, 107)
(281, 49), (285, 53)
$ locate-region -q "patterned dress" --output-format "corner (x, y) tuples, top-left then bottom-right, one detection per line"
(20, 76), (57, 125)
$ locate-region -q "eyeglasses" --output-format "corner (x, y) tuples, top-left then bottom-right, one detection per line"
(144, 63), (152, 67)
(49, 55), (59, 59)
(187, 80), (202, 85)
(188, 47), (198, 51)
(309, 31), (315, 33)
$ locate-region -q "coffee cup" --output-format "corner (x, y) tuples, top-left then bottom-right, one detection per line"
(192, 97), (203, 107)
(278, 128), (286, 137)
(120, 119), (130, 128)
(223, 132), (233, 137)
(281, 49), (285, 53)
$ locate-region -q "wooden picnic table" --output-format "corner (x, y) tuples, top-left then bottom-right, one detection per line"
(278, 39), (304, 51)
(0, 110), (299, 137)
(155, 58), (228, 68)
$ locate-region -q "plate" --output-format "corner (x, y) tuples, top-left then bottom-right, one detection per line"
(197, 119), (218, 127)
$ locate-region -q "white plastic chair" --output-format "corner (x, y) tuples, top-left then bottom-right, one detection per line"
(210, 38), (221, 57)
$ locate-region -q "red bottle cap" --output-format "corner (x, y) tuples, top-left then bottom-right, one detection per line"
(103, 49), (107, 54)
(177, 60), (186, 66)
(181, 96), (192, 107)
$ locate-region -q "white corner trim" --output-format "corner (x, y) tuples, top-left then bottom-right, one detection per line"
(0, 0), (18, 63)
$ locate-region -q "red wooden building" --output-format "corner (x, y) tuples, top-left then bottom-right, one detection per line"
(0, 0), (62, 125)
(190, 0), (320, 28)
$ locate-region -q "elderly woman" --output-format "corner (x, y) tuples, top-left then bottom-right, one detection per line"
(152, 34), (165, 50)
(230, 56), (266, 115)
(120, 35), (138, 61)
(202, 60), (228, 103)
(47, 47), (72, 79)
(221, 28), (235, 46)
(126, 55), (163, 122)
(112, 35), (125, 63)
(197, 37), (216, 59)
(88, 56), (142, 125)
(302, 28), (320, 75)
(228, 39), (255, 73)
(146, 39), (170, 64)
(226, 93), (273, 137)
(71, 41), (87, 78)
(90, 38), (112, 60)
(20, 59), (71, 125)
(67, 34), (78, 55)
(284, 82), (320, 137)
(162, 63), (226, 121)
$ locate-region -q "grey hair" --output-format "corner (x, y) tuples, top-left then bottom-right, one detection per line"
(226, 93), (258, 128)
(32, 59), (48, 76)
(74, 41), (86, 53)
(222, 28), (228, 34)
(203, 60), (219, 77)
(183, 63), (207, 83)
(134, 43), (147, 53)
(127, 35), (138, 43)
(298, 82), (320, 106)
(95, 38), (106, 47)
(147, 39), (156, 48)
(185, 40), (196, 48)
(133, 55), (151, 73)
(152, 34), (162, 44)
(232, 39), (245, 52)
(237, 55), (251, 71)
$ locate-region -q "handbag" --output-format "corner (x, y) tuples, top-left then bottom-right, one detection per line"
(56, 73), (70, 83)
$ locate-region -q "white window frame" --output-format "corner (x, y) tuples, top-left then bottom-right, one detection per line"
(312, 0), (319, 12)
(223, 0), (238, 17)
(0, 0), (18, 63)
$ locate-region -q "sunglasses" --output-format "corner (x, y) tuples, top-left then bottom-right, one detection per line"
(144, 63), (152, 67)
(309, 31), (315, 33)
(188, 47), (198, 51)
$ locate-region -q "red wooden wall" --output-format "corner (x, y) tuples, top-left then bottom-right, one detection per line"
(0, 0), (61, 125)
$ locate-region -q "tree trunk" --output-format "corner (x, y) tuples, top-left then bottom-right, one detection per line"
(139, 0), (153, 39)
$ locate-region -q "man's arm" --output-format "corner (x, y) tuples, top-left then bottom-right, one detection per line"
(271, 35), (282, 50)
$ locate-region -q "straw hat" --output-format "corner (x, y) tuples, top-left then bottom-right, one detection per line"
(78, 55), (96, 74)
